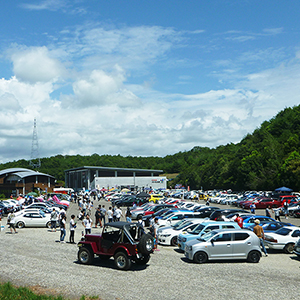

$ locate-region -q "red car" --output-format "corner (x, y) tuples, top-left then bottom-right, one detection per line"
(243, 198), (281, 209)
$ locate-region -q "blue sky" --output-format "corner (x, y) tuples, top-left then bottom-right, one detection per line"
(0, 0), (300, 163)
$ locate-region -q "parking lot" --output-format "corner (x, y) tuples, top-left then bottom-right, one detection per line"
(1, 200), (300, 300)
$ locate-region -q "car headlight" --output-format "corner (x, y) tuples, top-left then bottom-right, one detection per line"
(182, 238), (187, 242)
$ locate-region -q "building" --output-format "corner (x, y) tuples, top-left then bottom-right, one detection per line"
(64, 166), (167, 191)
(0, 168), (55, 196)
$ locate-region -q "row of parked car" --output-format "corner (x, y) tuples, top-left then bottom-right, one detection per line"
(126, 198), (300, 264)
(1, 195), (70, 228)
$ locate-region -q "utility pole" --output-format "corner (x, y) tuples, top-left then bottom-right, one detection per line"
(29, 118), (41, 169)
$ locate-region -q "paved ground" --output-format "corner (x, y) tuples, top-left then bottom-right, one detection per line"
(0, 199), (300, 300)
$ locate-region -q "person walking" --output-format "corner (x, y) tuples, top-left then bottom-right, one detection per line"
(60, 215), (66, 243)
(82, 214), (93, 235)
(265, 206), (272, 218)
(250, 203), (256, 214)
(107, 207), (113, 223)
(274, 207), (281, 222)
(283, 201), (289, 219)
(153, 218), (159, 251)
(100, 205), (106, 226)
(95, 207), (101, 228)
(7, 211), (17, 234)
(234, 214), (243, 228)
(50, 208), (58, 232)
(69, 214), (76, 244)
(253, 219), (268, 256)
(115, 206), (122, 222)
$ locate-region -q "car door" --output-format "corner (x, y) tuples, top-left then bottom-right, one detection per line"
(231, 232), (251, 258)
(29, 212), (45, 227)
(208, 232), (233, 259)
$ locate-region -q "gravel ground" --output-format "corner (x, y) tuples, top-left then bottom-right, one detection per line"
(1, 200), (300, 300)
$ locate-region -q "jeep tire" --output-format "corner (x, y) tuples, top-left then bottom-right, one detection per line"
(138, 234), (154, 255)
(114, 252), (132, 270)
(78, 247), (94, 265)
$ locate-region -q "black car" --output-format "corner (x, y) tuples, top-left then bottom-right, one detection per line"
(0, 202), (14, 215)
(209, 209), (250, 221)
(142, 208), (171, 227)
(193, 206), (220, 217)
(293, 208), (300, 218)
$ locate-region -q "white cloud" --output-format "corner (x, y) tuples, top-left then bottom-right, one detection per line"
(11, 47), (65, 84)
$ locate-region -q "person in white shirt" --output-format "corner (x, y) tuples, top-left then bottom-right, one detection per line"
(107, 207), (113, 222)
(82, 214), (93, 234)
(115, 207), (122, 221)
(69, 214), (76, 243)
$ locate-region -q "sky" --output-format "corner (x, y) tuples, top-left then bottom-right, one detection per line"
(1, 0), (300, 163)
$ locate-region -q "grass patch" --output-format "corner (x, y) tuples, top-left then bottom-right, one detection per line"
(0, 282), (100, 300)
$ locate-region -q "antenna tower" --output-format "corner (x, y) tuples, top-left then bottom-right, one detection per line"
(29, 118), (41, 169)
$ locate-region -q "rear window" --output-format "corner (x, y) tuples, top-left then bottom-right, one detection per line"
(275, 228), (292, 236)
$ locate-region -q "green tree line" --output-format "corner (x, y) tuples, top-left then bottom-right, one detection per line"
(2, 105), (300, 191)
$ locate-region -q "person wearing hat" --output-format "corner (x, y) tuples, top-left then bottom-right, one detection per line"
(253, 219), (268, 256)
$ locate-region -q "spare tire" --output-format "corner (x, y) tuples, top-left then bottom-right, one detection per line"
(138, 233), (154, 255)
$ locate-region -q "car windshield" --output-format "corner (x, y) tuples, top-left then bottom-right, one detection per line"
(275, 228), (292, 236)
(162, 213), (175, 220)
(172, 219), (187, 229)
(191, 223), (205, 234)
(175, 221), (193, 231)
(198, 230), (217, 242)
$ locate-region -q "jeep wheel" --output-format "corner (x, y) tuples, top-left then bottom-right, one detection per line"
(136, 254), (150, 265)
(138, 234), (154, 254)
(78, 247), (93, 265)
(114, 252), (132, 270)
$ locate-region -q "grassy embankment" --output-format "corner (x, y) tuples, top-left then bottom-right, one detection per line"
(0, 282), (99, 300)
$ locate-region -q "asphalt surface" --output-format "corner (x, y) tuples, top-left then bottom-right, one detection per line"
(0, 199), (300, 300)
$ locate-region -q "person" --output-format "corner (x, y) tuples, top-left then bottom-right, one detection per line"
(126, 207), (131, 219)
(7, 210), (17, 234)
(137, 214), (145, 228)
(82, 200), (87, 216)
(283, 201), (289, 219)
(50, 208), (58, 232)
(132, 202), (137, 210)
(274, 207), (281, 222)
(107, 207), (113, 222)
(250, 203), (256, 214)
(153, 218), (159, 251)
(69, 214), (76, 244)
(253, 219), (268, 256)
(60, 215), (66, 243)
(115, 206), (122, 222)
(100, 205), (106, 226)
(206, 199), (210, 206)
(82, 214), (93, 235)
(95, 207), (101, 228)
(265, 206), (272, 218)
(58, 207), (66, 223)
(126, 212), (132, 222)
(234, 214), (243, 228)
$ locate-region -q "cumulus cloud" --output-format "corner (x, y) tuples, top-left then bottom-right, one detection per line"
(11, 47), (65, 84)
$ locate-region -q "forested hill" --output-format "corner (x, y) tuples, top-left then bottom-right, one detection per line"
(1, 105), (300, 191)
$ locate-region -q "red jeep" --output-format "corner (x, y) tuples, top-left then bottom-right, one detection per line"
(77, 221), (154, 270)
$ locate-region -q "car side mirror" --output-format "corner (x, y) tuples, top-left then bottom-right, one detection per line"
(211, 239), (215, 245)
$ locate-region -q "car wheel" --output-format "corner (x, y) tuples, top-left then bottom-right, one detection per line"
(138, 234), (154, 254)
(16, 221), (25, 229)
(194, 251), (208, 264)
(135, 254), (150, 265)
(170, 236), (178, 246)
(46, 221), (51, 229)
(78, 247), (94, 264)
(114, 252), (132, 270)
(284, 243), (295, 254)
(247, 250), (261, 263)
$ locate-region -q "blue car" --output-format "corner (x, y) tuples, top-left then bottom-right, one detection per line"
(247, 221), (294, 232)
(241, 215), (277, 228)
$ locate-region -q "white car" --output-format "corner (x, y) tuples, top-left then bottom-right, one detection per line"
(13, 210), (52, 229)
(264, 226), (300, 253)
(158, 211), (203, 228)
(157, 219), (205, 246)
(23, 202), (60, 213)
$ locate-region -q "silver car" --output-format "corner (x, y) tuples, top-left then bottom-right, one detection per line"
(184, 228), (262, 263)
